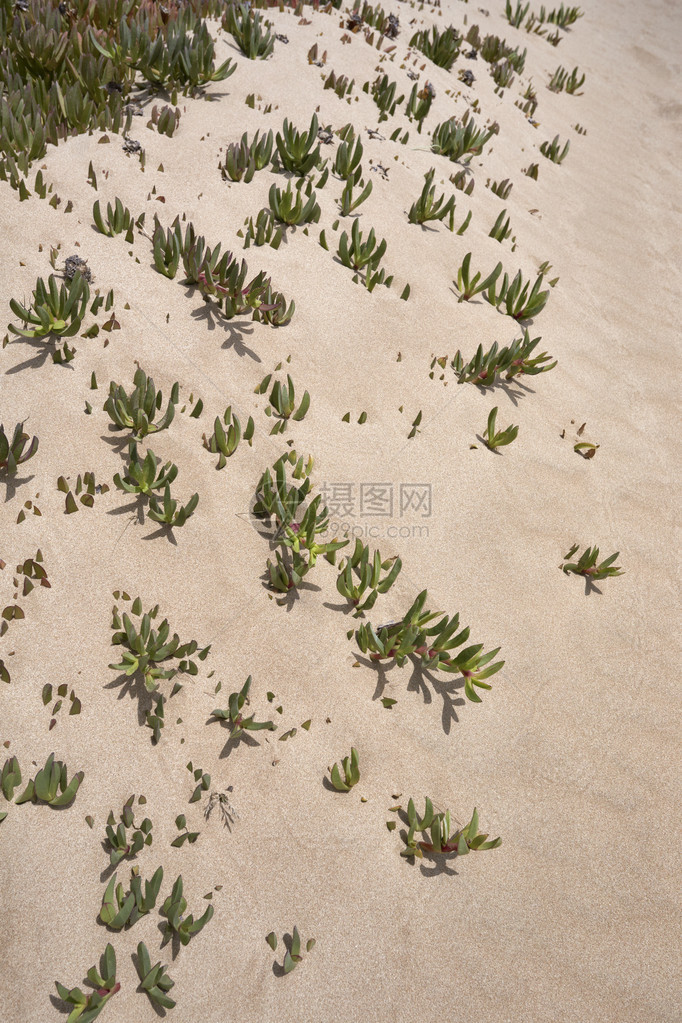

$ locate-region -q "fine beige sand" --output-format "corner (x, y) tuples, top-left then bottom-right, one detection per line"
(1, 1), (680, 1021)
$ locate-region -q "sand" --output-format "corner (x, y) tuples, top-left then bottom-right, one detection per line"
(1, 0), (680, 1020)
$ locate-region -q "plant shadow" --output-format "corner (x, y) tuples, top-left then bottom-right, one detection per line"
(142, 524), (178, 546)
(1, 473), (35, 502)
(104, 670), (157, 730)
(354, 654), (466, 734)
(185, 291), (261, 361)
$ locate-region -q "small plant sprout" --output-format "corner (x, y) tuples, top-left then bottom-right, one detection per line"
(336, 539), (402, 614)
(55, 944), (119, 1022)
(253, 450), (314, 526)
(408, 169), (456, 229)
(401, 800), (502, 858)
(453, 253), (502, 302)
(489, 209), (512, 243)
(410, 24), (461, 70)
(354, 590), (504, 701)
(105, 795), (153, 866)
(275, 113), (321, 176)
(266, 375), (310, 433)
(540, 134), (570, 164)
(269, 180), (321, 227)
(405, 81), (435, 132)
(187, 763), (211, 803)
(92, 197), (134, 239)
(486, 267), (550, 321)
(171, 814), (199, 847)
(1, 757), (22, 809)
(109, 598), (210, 693)
(549, 64), (585, 93)
(223, 4), (275, 59)
(333, 134), (363, 182)
(366, 73), (404, 121)
(99, 866), (164, 930)
(135, 941), (176, 1011)
(161, 875), (214, 947)
(113, 441), (178, 496)
(338, 176), (373, 216)
(220, 129), (274, 182)
(561, 545), (623, 581)
(203, 406), (254, 468)
(9, 272), (89, 342)
(431, 116), (494, 163)
(267, 548), (311, 593)
(483, 407), (519, 450)
(210, 675), (276, 740)
(104, 367), (177, 438)
(267, 927), (316, 973)
(15, 752), (83, 807)
(329, 747), (360, 791)
(338, 220), (392, 291)
(448, 332), (557, 385)
(505, 0), (530, 27)
(279, 494), (349, 567)
(0, 422), (38, 475)
(148, 484), (199, 528)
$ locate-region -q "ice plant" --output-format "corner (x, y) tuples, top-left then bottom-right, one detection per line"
(0, 422), (38, 475)
(561, 545), (623, 580)
(279, 494), (348, 566)
(253, 450), (314, 526)
(448, 331), (557, 385)
(431, 116), (494, 163)
(266, 927), (316, 973)
(148, 484), (199, 528)
(99, 866), (164, 930)
(268, 180), (320, 226)
(540, 134), (570, 164)
(220, 129), (274, 182)
(408, 169), (455, 228)
(92, 197), (134, 239)
(354, 590), (504, 701)
(485, 267), (549, 320)
(329, 747), (360, 791)
(113, 441), (178, 496)
(453, 253), (502, 301)
(275, 114), (321, 176)
(9, 273), (89, 339)
(401, 800), (502, 858)
(223, 4), (275, 59)
(55, 944), (119, 1022)
(105, 795), (152, 866)
(483, 407), (519, 450)
(410, 24), (461, 70)
(136, 941), (176, 1010)
(203, 406), (254, 468)
(15, 752), (83, 807)
(104, 368), (177, 438)
(209, 675), (276, 739)
(336, 539), (402, 614)
(266, 375), (310, 433)
(109, 598), (210, 692)
(161, 875), (214, 947)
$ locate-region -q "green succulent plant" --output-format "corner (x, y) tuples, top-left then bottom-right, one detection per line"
(561, 545), (623, 580)
(405, 81), (435, 131)
(251, 284), (295, 327)
(489, 177), (513, 199)
(365, 73), (404, 120)
(105, 795), (153, 866)
(203, 406), (254, 468)
(453, 252), (502, 301)
(152, 222), (181, 279)
(220, 129), (274, 182)
(549, 64), (585, 93)
(410, 24), (461, 69)
(279, 494), (349, 566)
(99, 866), (163, 930)
(210, 675), (276, 739)
(161, 875), (214, 947)
(266, 927), (316, 973)
(267, 548), (311, 593)
(253, 450), (314, 526)
(223, 3), (275, 59)
(92, 197), (134, 239)
(329, 747), (359, 791)
(266, 375), (310, 432)
(113, 441), (178, 496)
(542, 3), (583, 28)
(275, 113), (321, 176)
(505, 0), (530, 27)
(0, 422), (38, 475)
(354, 590), (504, 701)
(268, 180), (321, 227)
(337, 220), (391, 291)
(448, 331), (556, 385)
(333, 133), (363, 182)
(408, 168), (455, 228)
(109, 598), (210, 692)
(104, 368), (177, 438)
(15, 752), (83, 807)
(136, 941), (176, 1011)
(338, 176), (373, 216)
(336, 539), (402, 614)
(540, 134), (570, 164)
(324, 69), (354, 99)
(148, 485), (199, 528)
(55, 943), (119, 1023)
(1, 757), (22, 811)
(401, 800), (502, 858)
(431, 116), (494, 163)
(489, 208), (512, 242)
(9, 272), (89, 340)
(485, 267), (549, 320)
(483, 407), (518, 450)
